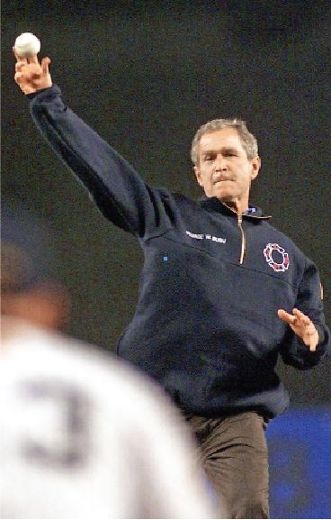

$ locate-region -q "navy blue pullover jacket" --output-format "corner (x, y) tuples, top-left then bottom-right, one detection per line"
(29, 86), (330, 418)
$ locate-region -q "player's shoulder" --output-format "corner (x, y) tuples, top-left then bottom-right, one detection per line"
(3, 322), (175, 421)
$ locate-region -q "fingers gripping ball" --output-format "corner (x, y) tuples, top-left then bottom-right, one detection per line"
(14, 33), (41, 58)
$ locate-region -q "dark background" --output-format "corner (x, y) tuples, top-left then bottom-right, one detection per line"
(2, 0), (331, 406)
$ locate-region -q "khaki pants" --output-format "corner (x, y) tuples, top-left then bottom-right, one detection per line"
(186, 411), (269, 519)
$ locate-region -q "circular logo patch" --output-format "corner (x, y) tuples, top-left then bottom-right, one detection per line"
(263, 243), (290, 272)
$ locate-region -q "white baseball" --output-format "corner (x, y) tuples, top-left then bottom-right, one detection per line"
(14, 33), (41, 58)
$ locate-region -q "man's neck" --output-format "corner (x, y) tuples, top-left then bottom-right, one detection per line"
(221, 198), (248, 216)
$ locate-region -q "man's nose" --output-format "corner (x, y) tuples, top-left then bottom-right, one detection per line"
(215, 155), (227, 171)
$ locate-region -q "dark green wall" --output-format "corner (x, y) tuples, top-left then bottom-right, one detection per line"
(2, 1), (330, 403)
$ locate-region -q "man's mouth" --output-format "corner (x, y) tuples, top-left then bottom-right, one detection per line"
(213, 177), (233, 185)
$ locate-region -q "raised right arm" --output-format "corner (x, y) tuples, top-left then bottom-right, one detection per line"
(14, 52), (172, 237)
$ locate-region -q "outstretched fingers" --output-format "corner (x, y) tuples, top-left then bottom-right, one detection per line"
(292, 308), (311, 326)
(277, 309), (295, 325)
(41, 57), (51, 75)
(278, 308), (319, 351)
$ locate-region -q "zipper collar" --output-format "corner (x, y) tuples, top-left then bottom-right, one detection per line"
(198, 196), (271, 220)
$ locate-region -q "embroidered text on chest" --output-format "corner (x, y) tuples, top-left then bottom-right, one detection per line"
(186, 230), (227, 244)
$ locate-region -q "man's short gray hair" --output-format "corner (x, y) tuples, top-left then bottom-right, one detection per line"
(190, 118), (258, 165)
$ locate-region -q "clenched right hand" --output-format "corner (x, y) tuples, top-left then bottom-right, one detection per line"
(13, 48), (52, 95)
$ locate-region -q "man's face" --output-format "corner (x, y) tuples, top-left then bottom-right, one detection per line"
(194, 128), (261, 207)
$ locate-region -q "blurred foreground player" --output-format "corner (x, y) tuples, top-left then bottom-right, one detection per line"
(0, 206), (217, 519)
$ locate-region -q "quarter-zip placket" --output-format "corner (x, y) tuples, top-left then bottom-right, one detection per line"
(237, 214), (246, 264)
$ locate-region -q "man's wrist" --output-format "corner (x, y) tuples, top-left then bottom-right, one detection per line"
(27, 85), (53, 100)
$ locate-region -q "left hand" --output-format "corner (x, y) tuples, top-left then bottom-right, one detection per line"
(278, 308), (319, 352)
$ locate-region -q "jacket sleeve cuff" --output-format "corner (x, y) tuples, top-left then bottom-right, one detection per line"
(296, 324), (330, 362)
(27, 84), (61, 102)
(315, 323), (330, 355)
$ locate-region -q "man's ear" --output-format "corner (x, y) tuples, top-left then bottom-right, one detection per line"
(194, 165), (204, 187)
(250, 156), (261, 181)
